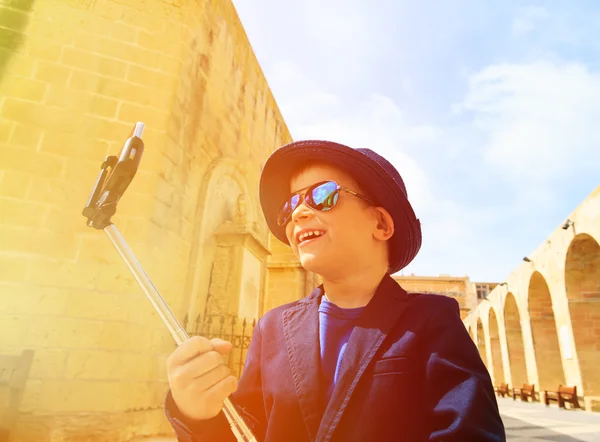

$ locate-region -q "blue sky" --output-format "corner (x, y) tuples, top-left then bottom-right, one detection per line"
(232, 1), (600, 282)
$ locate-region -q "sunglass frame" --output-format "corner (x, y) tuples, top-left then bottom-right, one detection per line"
(276, 180), (376, 226)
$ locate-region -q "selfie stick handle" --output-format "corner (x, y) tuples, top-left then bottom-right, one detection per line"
(82, 123), (257, 442)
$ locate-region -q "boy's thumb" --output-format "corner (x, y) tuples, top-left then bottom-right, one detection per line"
(210, 338), (233, 355)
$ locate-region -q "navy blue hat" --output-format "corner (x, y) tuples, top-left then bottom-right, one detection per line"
(259, 140), (422, 274)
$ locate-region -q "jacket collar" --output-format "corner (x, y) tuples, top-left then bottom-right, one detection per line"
(282, 274), (411, 442)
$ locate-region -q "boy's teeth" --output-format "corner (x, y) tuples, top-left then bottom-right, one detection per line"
(299, 230), (323, 242)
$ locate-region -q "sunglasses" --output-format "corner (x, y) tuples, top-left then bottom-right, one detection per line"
(276, 180), (376, 226)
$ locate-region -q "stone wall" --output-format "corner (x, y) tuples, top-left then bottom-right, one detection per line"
(0, 0), (294, 440)
(393, 275), (480, 318)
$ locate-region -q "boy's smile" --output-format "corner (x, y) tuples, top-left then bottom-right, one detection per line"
(297, 229), (326, 247)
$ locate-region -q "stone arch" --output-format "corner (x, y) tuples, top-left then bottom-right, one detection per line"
(565, 233), (600, 397)
(476, 318), (488, 369)
(504, 292), (527, 387)
(184, 158), (255, 328)
(488, 307), (505, 384)
(528, 271), (564, 392)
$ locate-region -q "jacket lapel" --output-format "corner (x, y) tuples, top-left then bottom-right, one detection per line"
(283, 285), (325, 442)
(316, 275), (411, 442)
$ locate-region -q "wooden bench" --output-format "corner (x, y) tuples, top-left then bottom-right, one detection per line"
(0, 350), (34, 442)
(544, 385), (581, 409)
(512, 383), (536, 402)
(494, 383), (509, 397)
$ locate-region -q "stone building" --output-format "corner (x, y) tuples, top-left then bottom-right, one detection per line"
(392, 274), (497, 319)
(0, 0), (315, 440)
(463, 186), (600, 412)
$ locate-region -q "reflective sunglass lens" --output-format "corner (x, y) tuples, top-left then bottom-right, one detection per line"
(310, 181), (338, 210)
(277, 194), (300, 225)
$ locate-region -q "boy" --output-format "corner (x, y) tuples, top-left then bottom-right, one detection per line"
(164, 140), (506, 441)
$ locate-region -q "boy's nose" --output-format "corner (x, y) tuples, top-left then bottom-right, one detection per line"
(290, 198), (314, 223)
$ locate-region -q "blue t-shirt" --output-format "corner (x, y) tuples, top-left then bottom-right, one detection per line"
(318, 297), (365, 406)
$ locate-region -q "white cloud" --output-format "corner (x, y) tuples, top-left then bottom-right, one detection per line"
(457, 61), (600, 188)
(512, 6), (549, 37)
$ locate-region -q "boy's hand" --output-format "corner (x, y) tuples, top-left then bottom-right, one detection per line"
(166, 336), (238, 421)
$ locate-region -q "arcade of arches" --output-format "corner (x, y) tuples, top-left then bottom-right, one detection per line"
(464, 186), (600, 411)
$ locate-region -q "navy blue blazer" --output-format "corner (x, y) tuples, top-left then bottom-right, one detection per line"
(165, 274), (505, 441)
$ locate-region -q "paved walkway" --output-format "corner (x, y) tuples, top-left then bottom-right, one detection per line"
(134, 398), (600, 442)
(499, 397), (600, 441)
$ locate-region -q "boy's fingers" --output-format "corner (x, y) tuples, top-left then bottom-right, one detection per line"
(203, 375), (239, 410)
(168, 336), (213, 368)
(210, 338), (233, 356)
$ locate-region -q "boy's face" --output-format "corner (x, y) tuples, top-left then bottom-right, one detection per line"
(284, 163), (390, 277)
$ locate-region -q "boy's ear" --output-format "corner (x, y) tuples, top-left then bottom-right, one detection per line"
(373, 207), (394, 241)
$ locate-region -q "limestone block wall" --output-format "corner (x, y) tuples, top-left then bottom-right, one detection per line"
(0, 0), (293, 440)
(392, 275), (479, 318)
(464, 185), (600, 411)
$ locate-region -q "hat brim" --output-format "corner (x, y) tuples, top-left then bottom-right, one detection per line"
(259, 140), (422, 273)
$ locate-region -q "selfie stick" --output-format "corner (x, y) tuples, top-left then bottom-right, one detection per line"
(82, 123), (257, 442)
